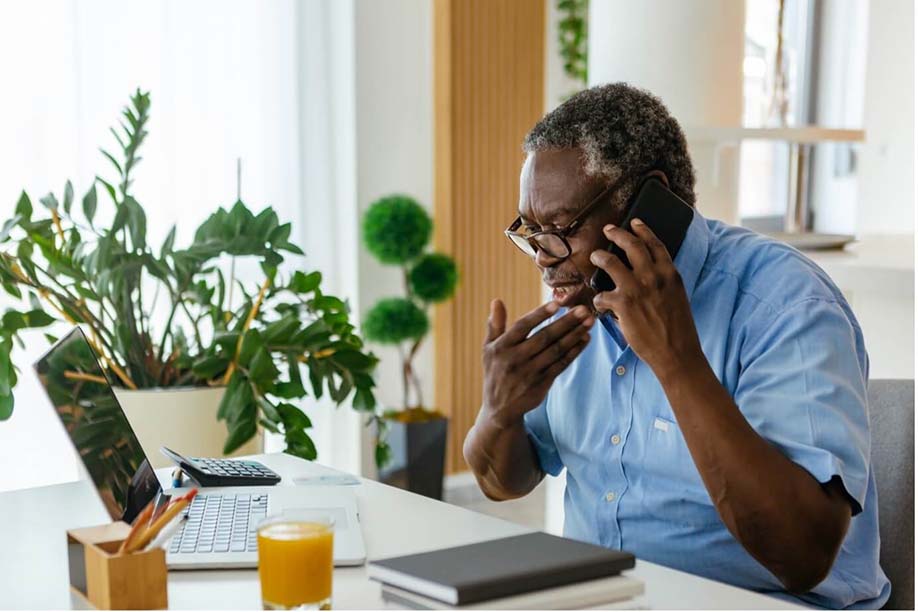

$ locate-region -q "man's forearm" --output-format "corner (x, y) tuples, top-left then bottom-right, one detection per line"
(463, 406), (544, 501)
(655, 357), (850, 593)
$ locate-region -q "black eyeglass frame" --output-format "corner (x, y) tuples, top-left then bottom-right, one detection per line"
(504, 174), (631, 260)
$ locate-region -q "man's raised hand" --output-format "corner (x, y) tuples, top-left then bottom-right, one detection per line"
(481, 299), (594, 429)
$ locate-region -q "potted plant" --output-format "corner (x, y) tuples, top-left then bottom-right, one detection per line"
(361, 195), (458, 499)
(0, 89), (380, 467)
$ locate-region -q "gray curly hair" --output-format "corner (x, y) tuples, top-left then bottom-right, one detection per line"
(523, 82), (696, 207)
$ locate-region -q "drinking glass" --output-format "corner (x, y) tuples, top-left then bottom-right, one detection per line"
(257, 511), (334, 610)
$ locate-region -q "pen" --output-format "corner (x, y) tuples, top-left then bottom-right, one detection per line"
(118, 499), (157, 555)
(144, 514), (188, 552)
(127, 489), (198, 553)
(171, 468), (184, 489)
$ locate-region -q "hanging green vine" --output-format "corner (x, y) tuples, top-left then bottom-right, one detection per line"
(557, 0), (589, 86)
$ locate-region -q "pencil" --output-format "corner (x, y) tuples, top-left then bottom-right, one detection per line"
(126, 489), (198, 553)
(117, 500), (157, 555)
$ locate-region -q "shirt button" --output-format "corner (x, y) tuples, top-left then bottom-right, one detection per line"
(605, 492), (616, 502)
(610, 434), (621, 445)
(615, 365), (626, 376)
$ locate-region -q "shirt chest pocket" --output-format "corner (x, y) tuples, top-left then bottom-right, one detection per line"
(639, 416), (724, 529)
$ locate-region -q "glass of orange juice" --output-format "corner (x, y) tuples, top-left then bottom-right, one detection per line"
(257, 511), (335, 610)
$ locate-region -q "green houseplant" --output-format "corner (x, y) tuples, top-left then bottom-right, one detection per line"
(0, 89), (379, 462)
(361, 195), (458, 498)
(557, 0), (589, 98)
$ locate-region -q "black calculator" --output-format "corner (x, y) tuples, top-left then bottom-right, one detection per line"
(160, 447), (282, 487)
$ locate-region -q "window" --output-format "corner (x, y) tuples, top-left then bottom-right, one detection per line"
(739, 0), (815, 226)
(739, 0), (869, 234)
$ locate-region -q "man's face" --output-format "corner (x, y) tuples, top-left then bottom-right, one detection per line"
(517, 148), (626, 311)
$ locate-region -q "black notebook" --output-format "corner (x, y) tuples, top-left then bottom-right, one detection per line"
(367, 531), (635, 606)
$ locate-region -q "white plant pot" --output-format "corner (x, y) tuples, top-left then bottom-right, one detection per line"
(113, 386), (262, 469)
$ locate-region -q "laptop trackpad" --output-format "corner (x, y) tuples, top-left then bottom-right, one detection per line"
(280, 507), (349, 530)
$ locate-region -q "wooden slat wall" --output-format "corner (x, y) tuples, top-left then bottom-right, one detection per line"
(433, 0), (545, 474)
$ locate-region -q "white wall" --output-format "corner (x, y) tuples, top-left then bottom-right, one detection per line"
(810, 0), (869, 235)
(353, 0), (435, 476)
(587, 0), (746, 223)
(855, 0), (915, 235)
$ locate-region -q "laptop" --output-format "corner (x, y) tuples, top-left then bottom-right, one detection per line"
(34, 327), (367, 569)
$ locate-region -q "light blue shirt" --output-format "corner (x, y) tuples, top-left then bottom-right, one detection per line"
(524, 210), (890, 609)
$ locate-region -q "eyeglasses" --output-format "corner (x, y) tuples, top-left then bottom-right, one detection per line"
(505, 175), (629, 260)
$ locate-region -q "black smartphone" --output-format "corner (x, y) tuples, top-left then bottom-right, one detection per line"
(590, 177), (694, 293)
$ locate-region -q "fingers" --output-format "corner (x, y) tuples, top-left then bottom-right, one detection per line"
(484, 299), (507, 344)
(590, 248), (635, 292)
(529, 317), (593, 371)
(516, 305), (592, 358)
(603, 224), (654, 271)
(592, 289), (620, 315)
(630, 219), (672, 267)
(540, 333), (591, 380)
(498, 300), (560, 346)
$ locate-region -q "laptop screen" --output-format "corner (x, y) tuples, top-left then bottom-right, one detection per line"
(34, 327), (161, 524)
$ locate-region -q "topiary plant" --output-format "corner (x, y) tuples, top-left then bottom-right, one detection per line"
(361, 195), (458, 466)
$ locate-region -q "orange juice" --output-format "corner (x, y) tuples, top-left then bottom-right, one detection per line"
(257, 517), (334, 610)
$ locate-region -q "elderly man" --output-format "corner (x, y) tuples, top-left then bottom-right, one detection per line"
(463, 83), (889, 608)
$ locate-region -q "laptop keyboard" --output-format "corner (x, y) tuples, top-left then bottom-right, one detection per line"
(169, 493), (268, 555)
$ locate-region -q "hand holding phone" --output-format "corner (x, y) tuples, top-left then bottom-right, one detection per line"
(590, 177), (694, 293)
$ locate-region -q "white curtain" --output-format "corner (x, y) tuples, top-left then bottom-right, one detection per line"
(0, 0), (361, 491)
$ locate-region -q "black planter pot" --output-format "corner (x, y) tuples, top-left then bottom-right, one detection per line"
(378, 415), (448, 500)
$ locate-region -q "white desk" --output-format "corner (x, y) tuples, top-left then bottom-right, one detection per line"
(0, 453), (800, 610)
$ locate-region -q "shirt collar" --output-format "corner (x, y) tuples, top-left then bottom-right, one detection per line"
(673, 207), (711, 301)
(600, 208), (711, 349)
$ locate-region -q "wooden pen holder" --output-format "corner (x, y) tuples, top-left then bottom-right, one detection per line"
(66, 522), (168, 610)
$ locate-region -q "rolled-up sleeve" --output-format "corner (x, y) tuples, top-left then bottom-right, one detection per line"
(733, 298), (870, 514)
(524, 397), (564, 477)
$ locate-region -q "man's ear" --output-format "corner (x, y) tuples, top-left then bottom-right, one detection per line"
(645, 170), (670, 189)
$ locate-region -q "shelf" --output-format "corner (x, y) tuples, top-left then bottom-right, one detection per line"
(683, 125), (865, 143)
(806, 234), (914, 298)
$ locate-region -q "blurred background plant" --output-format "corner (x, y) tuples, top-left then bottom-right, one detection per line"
(557, 0), (589, 89)
(361, 194), (458, 466)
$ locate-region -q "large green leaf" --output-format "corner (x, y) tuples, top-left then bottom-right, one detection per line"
(251, 208), (279, 242)
(277, 402), (312, 430)
(191, 355), (229, 379)
(81, 183), (98, 227)
(39, 192), (59, 211)
(0, 215), (21, 243)
(14, 191), (32, 221)
(289, 271), (321, 294)
(257, 396), (281, 423)
(63, 180), (74, 214)
(283, 428), (317, 461)
(223, 413), (257, 454)
(238, 329), (264, 364)
(214, 330), (240, 353)
(123, 196), (147, 250)
(0, 392), (12, 421)
(1, 309), (54, 333)
(160, 225), (176, 256)
(352, 386), (376, 412)
(262, 316), (299, 345)
(268, 223), (291, 245)
(272, 379), (306, 399)
(218, 373), (254, 423)
(333, 349), (375, 370)
(249, 347), (280, 386)
(0, 337), (12, 396)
